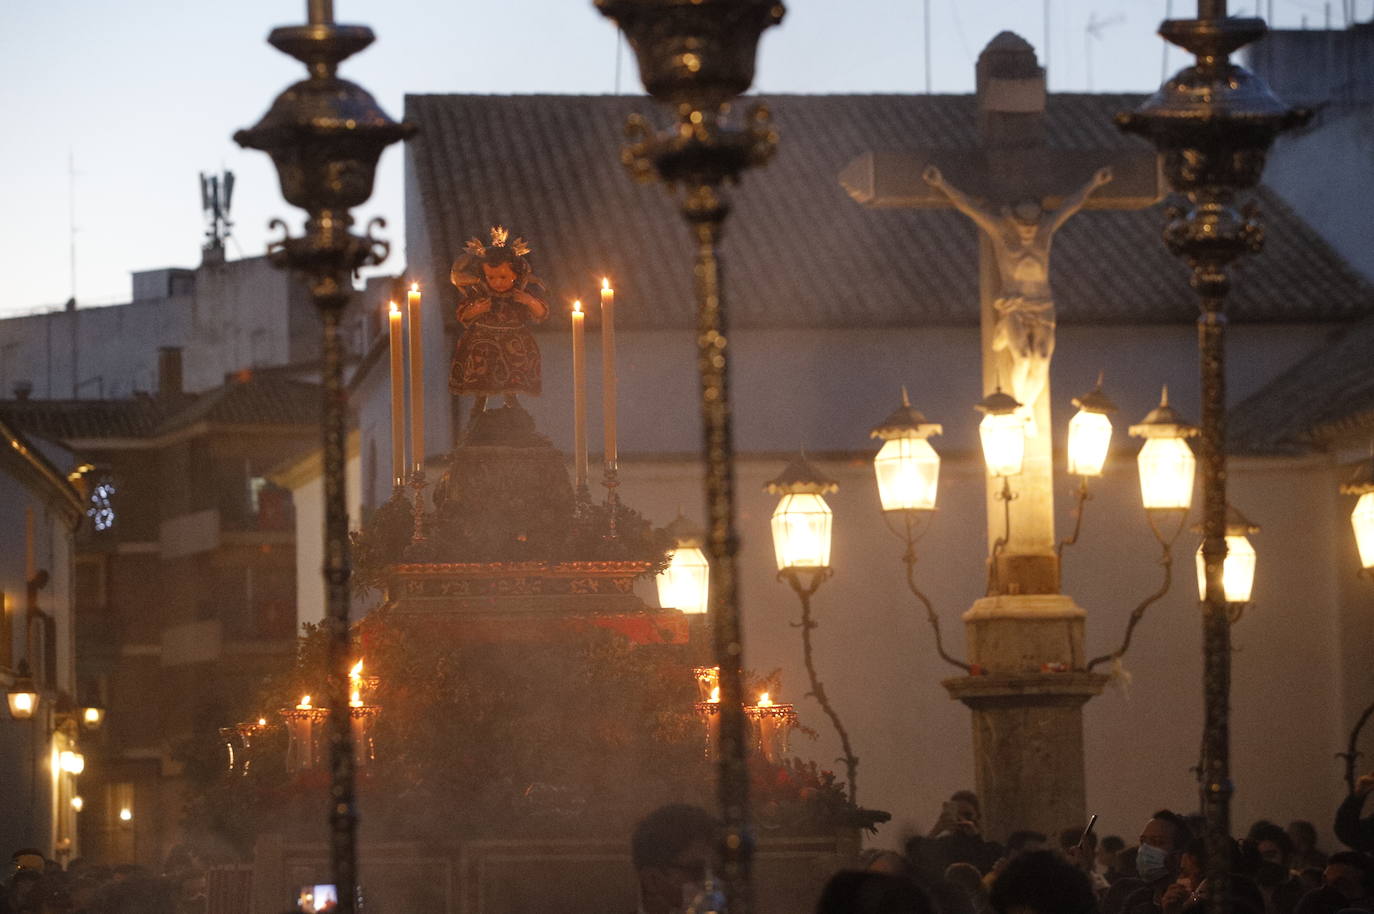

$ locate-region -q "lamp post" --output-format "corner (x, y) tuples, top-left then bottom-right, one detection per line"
(234, 4), (412, 910)
(1117, 4), (1307, 912)
(592, 1), (784, 908)
(766, 455), (860, 804)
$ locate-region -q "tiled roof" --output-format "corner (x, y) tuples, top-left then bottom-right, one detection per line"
(152, 375), (320, 435)
(0, 397), (170, 441)
(406, 93), (1374, 330)
(0, 374), (322, 444)
(1229, 317), (1374, 456)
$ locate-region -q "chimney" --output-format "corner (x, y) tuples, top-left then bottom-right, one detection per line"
(12, 380), (32, 401)
(158, 347), (183, 398)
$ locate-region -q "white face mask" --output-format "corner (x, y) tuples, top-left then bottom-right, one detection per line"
(1137, 843), (1171, 882)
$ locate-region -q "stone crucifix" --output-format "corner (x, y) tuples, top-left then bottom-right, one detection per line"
(840, 30), (1160, 842)
(841, 31), (1158, 593)
(922, 163), (1113, 436)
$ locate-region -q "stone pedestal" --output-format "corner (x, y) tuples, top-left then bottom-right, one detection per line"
(943, 594), (1106, 841)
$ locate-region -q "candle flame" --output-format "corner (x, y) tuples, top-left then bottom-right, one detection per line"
(573, 299), (582, 314)
(410, 282), (419, 293)
(601, 278), (611, 291)
(388, 301), (400, 316)
(297, 695), (312, 709)
(257, 717), (266, 726)
(349, 661), (364, 707)
(709, 686), (720, 703)
(758, 692), (774, 707)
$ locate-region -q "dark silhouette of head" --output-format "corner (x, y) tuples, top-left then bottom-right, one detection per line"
(815, 871), (937, 914)
(989, 850), (1099, 914)
(632, 804), (718, 914)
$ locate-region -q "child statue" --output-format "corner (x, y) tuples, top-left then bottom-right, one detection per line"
(449, 226), (551, 422)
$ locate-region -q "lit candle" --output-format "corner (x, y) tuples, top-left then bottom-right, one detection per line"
(406, 284), (425, 475)
(600, 279), (618, 473)
(349, 660), (364, 708)
(571, 301), (588, 489)
(388, 302), (406, 487)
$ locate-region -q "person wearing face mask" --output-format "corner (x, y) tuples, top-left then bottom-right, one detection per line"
(1104, 810), (1190, 914)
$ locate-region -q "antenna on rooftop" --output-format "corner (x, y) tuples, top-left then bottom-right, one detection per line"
(68, 150), (79, 309)
(1084, 9), (1124, 91)
(200, 169), (235, 265)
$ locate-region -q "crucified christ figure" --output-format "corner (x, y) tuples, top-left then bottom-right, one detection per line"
(923, 164), (1113, 429)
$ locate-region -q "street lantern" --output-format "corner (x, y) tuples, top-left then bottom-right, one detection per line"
(7, 661), (38, 720)
(975, 388), (1025, 478)
(1067, 380), (1118, 478)
(1340, 458), (1374, 571)
(81, 699), (106, 730)
(1129, 387), (1198, 511)
(657, 513), (710, 614)
(870, 388), (943, 512)
(766, 455), (838, 574)
(1194, 507), (1259, 603)
(59, 750), (85, 775)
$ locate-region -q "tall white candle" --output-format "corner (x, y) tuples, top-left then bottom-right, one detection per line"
(600, 279), (618, 472)
(572, 300), (588, 489)
(406, 283), (425, 474)
(388, 302), (406, 487)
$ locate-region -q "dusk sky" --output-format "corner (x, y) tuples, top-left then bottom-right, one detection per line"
(0, 0), (1346, 317)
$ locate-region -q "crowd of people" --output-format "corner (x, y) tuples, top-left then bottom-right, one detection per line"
(632, 770), (1374, 914)
(0, 847), (205, 914)
(5, 771), (1373, 913)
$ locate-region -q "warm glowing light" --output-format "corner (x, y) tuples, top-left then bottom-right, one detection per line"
(83, 707), (99, 724)
(81, 705), (106, 729)
(388, 301), (400, 317)
(410, 282), (419, 294)
(70, 796), (84, 812)
(602, 277), (611, 291)
(770, 492), (834, 571)
(349, 661), (364, 708)
(979, 412), (1026, 478)
(257, 717), (267, 726)
(119, 808), (133, 822)
(8, 689), (37, 720)
(757, 692), (774, 707)
(297, 695), (313, 710)
(873, 437), (940, 511)
(1067, 409), (1113, 477)
(572, 299), (582, 315)
(1196, 535), (1258, 603)
(657, 545), (710, 615)
(59, 750), (85, 775)
(1352, 493), (1374, 569)
(709, 686), (720, 703)
(1137, 438), (1196, 510)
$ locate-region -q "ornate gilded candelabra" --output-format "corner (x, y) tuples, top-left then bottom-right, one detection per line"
(592, 1), (784, 909)
(1117, 4), (1307, 913)
(234, 2), (413, 910)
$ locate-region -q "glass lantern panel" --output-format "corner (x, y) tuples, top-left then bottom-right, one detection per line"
(1067, 409), (1113, 477)
(770, 493), (834, 571)
(1195, 535), (1257, 603)
(657, 545), (710, 614)
(1352, 492), (1374, 569)
(874, 438), (940, 511)
(979, 412), (1025, 478)
(1138, 437), (1196, 510)
(7, 690), (37, 720)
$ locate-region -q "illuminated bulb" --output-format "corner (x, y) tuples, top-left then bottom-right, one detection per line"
(1352, 492), (1374, 569)
(70, 796), (84, 812)
(59, 751), (85, 775)
(873, 437), (940, 511)
(119, 808), (133, 822)
(979, 412), (1026, 478)
(1138, 438), (1196, 510)
(1196, 535), (1257, 603)
(1067, 409), (1113, 477)
(770, 492), (834, 571)
(657, 544), (710, 615)
(257, 717), (267, 727)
